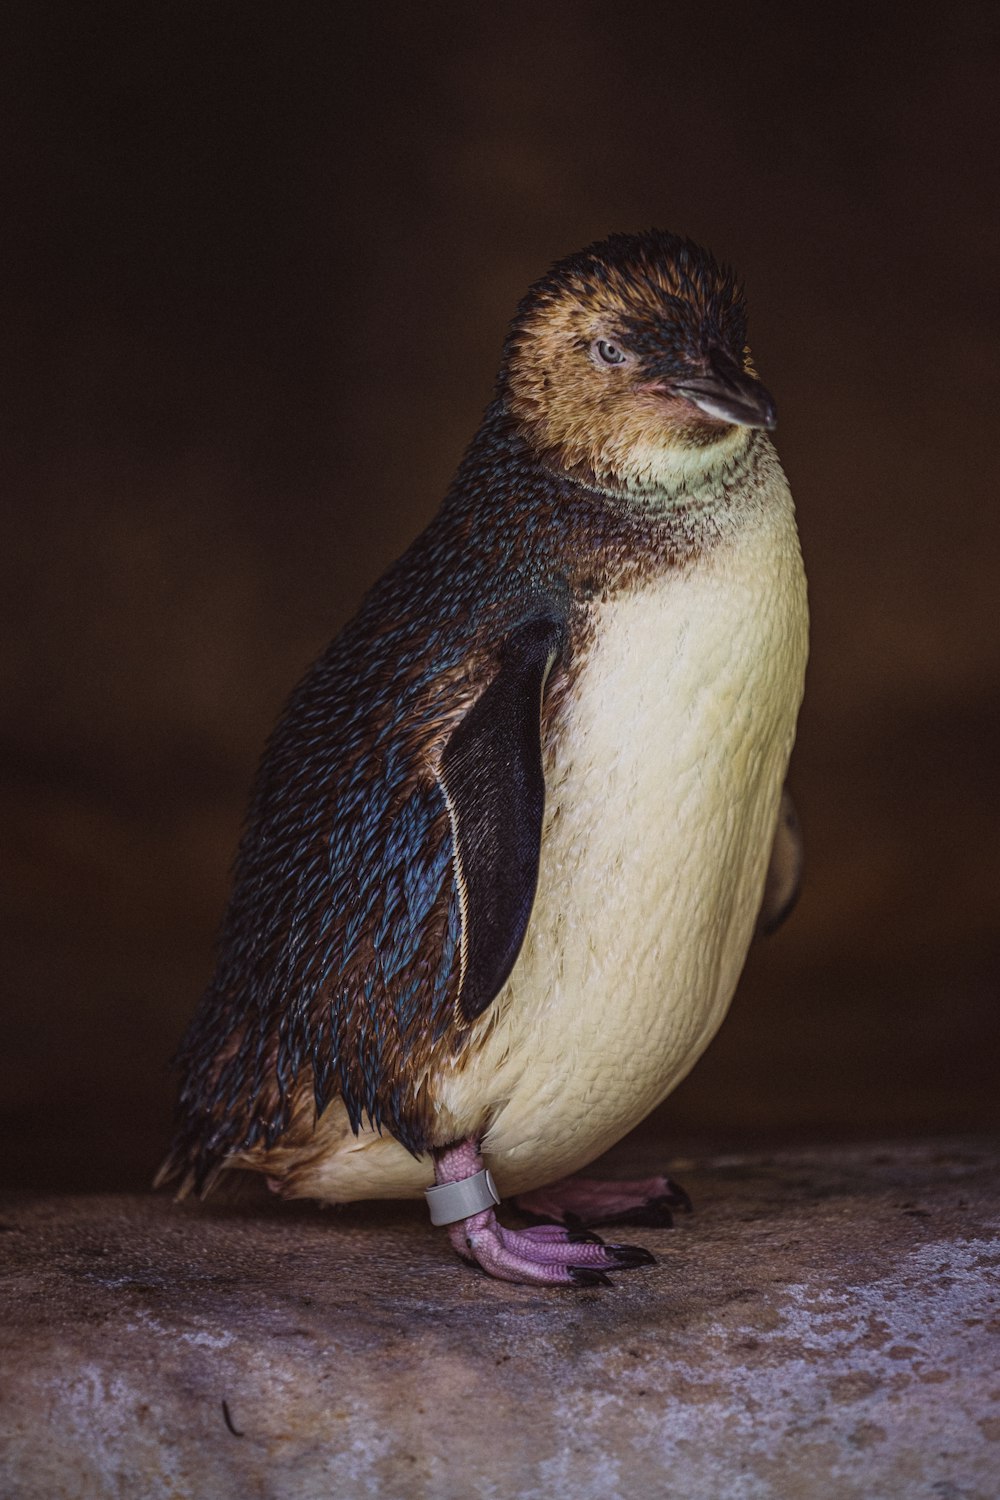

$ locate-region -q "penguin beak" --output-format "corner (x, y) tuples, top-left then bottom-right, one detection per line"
(671, 347), (777, 431)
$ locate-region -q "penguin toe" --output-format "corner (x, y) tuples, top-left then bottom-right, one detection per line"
(593, 1197), (676, 1229)
(605, 1243), (658, 1267)
(568, 1268), (613, 1288)
(448, 1208), (657, 1287)
(513, 1172), (694, 1229)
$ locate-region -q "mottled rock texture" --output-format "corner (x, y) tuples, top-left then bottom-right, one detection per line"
(1, 1139), (998, 1499)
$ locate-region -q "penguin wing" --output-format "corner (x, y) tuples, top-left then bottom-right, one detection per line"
(756, 787), (802, 936)
(440, 613), (564, 1024)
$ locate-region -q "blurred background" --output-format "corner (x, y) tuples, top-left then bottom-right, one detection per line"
(3, 3), (997, 1191)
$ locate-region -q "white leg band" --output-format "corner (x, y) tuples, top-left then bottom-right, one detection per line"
(425, 1167), (500, 1226)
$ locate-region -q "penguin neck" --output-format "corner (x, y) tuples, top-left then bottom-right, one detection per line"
(548, 429), (762, 523)
(479, 399), (773, 540)
(472, 396), (763, 519)
(604, 426), (761, 515)
(439, 400), (778, 604)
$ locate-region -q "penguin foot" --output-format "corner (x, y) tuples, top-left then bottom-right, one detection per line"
(431, 1140), (656, 1286)
(447, 1209), (655, 1287)
(512, 1173), (693, 1229)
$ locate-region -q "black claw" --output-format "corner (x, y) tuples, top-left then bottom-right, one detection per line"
(664, 1178), (693, 1213)
(640, 1197), (677, 1228)
(566, 1225), (605, 1244)
(606, 1202), (675, 1229)
(654, 1201), (681, 1221)
(581, 1201), (673, 1230)
(569, 1267), (613, 1287)
(585, 1181), (693, 1230)
(607, 1244), (657, 1268)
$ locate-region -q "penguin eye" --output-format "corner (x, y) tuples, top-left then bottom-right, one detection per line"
(592, 338), (629, 368)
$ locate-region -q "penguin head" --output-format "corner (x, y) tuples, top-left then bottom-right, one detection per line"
(502, 230), (776, 496)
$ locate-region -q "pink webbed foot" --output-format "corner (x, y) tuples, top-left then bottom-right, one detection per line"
(513, 1172), (693, 1230)
(448, 1208), (655, 1287)
(432, 1141), (656, 1288)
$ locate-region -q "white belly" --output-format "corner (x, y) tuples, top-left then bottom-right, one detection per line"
(300, 473), (808, 1203)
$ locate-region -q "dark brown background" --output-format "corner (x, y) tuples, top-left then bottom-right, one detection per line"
(3, 4), (998, 1191)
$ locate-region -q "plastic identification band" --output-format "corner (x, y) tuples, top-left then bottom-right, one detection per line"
(425, 1167), (501, 1226)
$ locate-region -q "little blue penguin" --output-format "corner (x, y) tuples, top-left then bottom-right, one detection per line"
(158, 229), (809, 1287)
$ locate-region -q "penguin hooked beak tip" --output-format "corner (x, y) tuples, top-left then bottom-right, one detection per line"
(670, 346), (778, 432)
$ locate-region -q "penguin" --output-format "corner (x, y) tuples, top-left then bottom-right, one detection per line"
(157, 229), (809, 1288)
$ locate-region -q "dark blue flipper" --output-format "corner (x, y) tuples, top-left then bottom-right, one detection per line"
(756, 787), (803, 937)
(441, 612), (565, 1024)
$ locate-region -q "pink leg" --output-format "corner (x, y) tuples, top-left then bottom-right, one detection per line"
(434, 1141), (656, 1288)
(513, 1172), (692, 1229)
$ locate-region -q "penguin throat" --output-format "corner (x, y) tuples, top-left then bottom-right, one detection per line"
(550, 426), (760, 516)
(612, 424), (754, 506)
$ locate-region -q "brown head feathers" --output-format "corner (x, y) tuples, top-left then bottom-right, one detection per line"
(501, 229), (767, 496)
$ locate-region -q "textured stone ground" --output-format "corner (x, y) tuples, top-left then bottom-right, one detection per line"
(1, 1138), (998, 1499)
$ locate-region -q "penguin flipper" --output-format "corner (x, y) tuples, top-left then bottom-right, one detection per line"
(757, 787), (802, 936)
(441, 612), (564, 1024)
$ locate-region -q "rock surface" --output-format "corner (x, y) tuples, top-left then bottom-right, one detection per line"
(1, 1139), (998, 1499)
